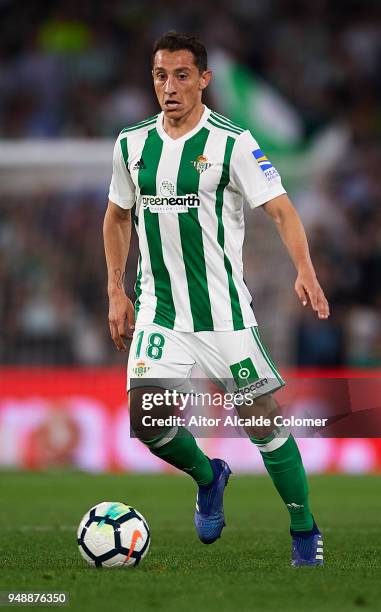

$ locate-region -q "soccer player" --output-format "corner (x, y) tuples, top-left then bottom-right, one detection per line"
(103, 31), (329, 566)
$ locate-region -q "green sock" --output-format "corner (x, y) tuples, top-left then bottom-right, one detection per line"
(252, 433), (313, 531)
(143, 426), (214, 486)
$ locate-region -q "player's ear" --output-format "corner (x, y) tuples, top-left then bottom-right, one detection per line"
(199, 69), (212, 91)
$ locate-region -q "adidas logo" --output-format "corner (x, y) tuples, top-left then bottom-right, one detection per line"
(133, 158), (146, 171)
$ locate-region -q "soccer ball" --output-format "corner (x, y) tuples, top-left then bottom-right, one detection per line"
(77, 501), (150, 568)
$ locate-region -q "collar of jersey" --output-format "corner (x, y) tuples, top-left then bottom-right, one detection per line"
(155, 105), (211, 147)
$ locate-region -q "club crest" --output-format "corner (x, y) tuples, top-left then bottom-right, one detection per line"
(190, 155), (212, 174)
(133, 360), (150, 377)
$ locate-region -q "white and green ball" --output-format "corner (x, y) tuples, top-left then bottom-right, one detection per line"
(77, 502), (150, 568)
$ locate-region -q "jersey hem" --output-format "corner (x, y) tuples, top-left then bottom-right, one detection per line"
(135, 316), (257, 333)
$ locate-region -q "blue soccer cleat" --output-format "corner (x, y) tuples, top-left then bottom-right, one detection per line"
(194, 458), (232, 544)
(291, 519), (324, 566)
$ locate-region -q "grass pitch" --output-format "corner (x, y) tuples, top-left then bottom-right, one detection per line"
(0, 471), (380, 612)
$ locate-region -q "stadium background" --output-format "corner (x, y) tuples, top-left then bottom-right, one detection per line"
(0, 0), (381, 474)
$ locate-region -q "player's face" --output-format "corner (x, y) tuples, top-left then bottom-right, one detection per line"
(152, 49), (211, 119)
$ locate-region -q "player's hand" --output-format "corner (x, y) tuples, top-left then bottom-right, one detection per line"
(295, 268), (330, 319)
(108, 291), (135, 351)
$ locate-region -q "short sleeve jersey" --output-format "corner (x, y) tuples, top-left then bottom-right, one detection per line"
(108, 106), (286, 332)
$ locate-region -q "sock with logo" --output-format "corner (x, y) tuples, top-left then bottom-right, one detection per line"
(143, 426), (214, 486)
(251, 433), (313, 531)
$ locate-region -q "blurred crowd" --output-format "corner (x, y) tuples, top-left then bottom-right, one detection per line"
(294, 142), (381, 367)
(0, 0), (380, 366)
(1, 0), (380, 139)
(0, 189), (128, 364)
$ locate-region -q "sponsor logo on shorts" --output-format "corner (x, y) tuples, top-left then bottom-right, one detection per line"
(133, 360), (150, 377)
(236, 378), (269, 397)
(230, 357), (260, 388)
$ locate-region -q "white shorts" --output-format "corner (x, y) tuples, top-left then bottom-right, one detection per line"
(127, 324), (285, 399)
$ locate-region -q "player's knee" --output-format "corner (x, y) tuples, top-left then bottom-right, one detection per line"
(129, 387), (151, 440)
(252, 393), (277, 414)
(128, 387), (174, 442)
(238, 393), (280, 439)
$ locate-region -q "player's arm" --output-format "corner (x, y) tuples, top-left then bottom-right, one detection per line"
(103, 201), (135, 350)
(104, 135), (136, 351)
(230, 130), (329, 319)
(263, 194), (329, 319)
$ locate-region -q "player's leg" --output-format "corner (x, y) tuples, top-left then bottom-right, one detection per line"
(128, 325), (231, 544)
(236, 393), (314, 532)
(197, 325), (323, 563)
(238, 394), (323, 565)
(129, 386), (213, 486)
(127, 325), (213, 486)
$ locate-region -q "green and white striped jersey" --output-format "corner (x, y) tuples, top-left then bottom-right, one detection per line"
(108, 106), (286, 332)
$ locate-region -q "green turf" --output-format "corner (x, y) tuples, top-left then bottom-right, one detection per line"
(0, 472), (380, 612)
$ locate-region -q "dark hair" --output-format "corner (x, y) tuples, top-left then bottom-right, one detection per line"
(152, 31), (208, 73)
